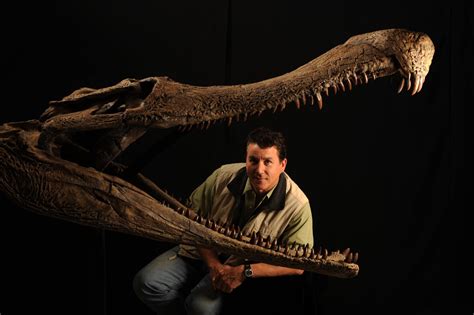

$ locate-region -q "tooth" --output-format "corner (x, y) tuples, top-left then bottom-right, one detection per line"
(310, 248), (315, 259)
(397, 78), (405, 94)
(303, 244), (310, 257)
(346, 77), (352, 90)
(406, 73), (412, 91)
(372, 73), (377, 80)
(363, 72), (369, 84)
(323, 248), (328, 259)
(295, 98), (301, 109)
(339, 79), (346, 92)
(353, 252), (359, 263)
(250, 232), (257, 244)
(301, 93), (306, 105)
(227, 117), (232, 126)
(309, 94), (314, 105)
(418, 76), (425, 93)
(238, 232), (243, 241)
(325, 87), (329, 96)
(270, 239), (277, 249)
(353, 73), (358, 85)
(345, 252), (353, 263)
(316, 93), (323, 110)
(412, 75), (420, 96)
(342, 248), (351, 257)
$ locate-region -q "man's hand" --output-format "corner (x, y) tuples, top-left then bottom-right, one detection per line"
(197, 247), (246, 293)
(209, 264), (245, 293)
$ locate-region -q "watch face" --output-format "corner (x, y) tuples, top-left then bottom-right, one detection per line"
(244, 266), (253, 277)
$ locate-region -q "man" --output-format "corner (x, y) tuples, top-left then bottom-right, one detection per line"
(133, 127), (313, 314)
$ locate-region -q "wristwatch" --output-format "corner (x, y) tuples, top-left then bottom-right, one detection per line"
(244, 263), (253, 278)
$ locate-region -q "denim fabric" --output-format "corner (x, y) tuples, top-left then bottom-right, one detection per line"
(133, 246), (223, 315)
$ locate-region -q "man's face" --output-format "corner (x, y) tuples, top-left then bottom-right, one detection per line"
(246, 143), (287, 196)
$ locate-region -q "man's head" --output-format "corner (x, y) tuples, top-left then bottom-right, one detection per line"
(245, 127), (287, 196)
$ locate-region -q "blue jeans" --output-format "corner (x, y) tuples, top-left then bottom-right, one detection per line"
(133, 246), (224, 315)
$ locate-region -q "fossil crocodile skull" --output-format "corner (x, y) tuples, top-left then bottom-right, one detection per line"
(0, 29), (434, 279)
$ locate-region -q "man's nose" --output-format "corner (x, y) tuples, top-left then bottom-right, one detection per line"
(256, 161), (265, 173)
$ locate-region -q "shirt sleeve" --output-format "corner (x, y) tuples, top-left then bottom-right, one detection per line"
(280, 202), (314, 248)
(188, 168), (219, 218)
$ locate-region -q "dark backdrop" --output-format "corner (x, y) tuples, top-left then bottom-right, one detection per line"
(1, 1), (472, 315)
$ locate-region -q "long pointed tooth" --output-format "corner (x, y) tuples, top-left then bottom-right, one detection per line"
(342, 248), (351, 258)
(301, 93), (306, 105)
(363, 72), (369, 84)
(339, 79), (346, 92)
(345, 252), (353, 263)
(418, 76), (425, 93)
(325, 87), (329, 96)
(397, 78), (405, 94)
(309, 94), (314, 105)
(353, 73), (359, 85)
(238, 232), (243, 241)
(295, 98), (301, 109)
(310, 248), (315, 259)
(412, 75), (420, 96)
(353, 252), (359, 263)
(346, 77), (352, 90)
(227, 117), (232, 126)
(406, 73), (412, 91)
(316, 92), (323, 110)
(332, 84), (338, 95)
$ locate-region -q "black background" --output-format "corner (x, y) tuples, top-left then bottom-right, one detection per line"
(1, 1), (472, 314)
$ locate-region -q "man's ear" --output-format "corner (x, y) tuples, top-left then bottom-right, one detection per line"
(281, 158), (287, 170)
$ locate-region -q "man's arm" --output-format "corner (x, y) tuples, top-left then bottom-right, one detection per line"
(198, 247), (304, 293)
(248, 262), (304, 277)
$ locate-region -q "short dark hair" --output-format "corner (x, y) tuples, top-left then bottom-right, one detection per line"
(246, 127), (287, 161)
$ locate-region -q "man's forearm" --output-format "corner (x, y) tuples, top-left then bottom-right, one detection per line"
(250, 262), (304, 278)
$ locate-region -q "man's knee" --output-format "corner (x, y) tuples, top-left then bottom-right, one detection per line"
(133, 269), (176, 302)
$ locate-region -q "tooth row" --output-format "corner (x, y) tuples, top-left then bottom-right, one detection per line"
(289, 70), (372, 112)
(171, 206), (358, 263)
